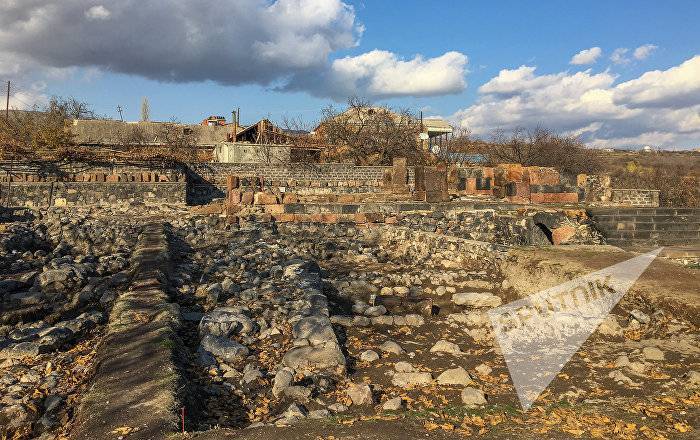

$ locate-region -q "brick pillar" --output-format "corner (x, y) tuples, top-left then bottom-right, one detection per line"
(391, 157), (409, 194)
(413, 166), (426, 201)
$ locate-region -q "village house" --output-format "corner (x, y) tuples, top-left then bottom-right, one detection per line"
(312, 106), (454, 152)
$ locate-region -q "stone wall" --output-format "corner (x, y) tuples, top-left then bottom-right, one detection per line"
(588, 207), (699, 246)
(186, 162), (406, 185)
(576, 174), (660, 208)
(610, 189), (660, 207)
(0, 182), (186, 208)
(186, 162), (415, 204)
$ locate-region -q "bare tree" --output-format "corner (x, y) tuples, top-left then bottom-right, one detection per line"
(483, 126), (602, 175)
(316, 97), (427, 165)
(279, 114), (324, 163)
(140, 97), (150, 122)
(0, 99), (85, 161)
(116, 123), (151, 150)
(48, 96), (99, 120)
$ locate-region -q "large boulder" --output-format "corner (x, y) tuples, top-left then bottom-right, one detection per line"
(199, 307), (257, 338)
(391, 372), (433, 388)
(199, 334), (249, 364)
(452, 292), (502, 308)
(461, 387), (487, 406)
(292, 316), (336, 346)
(282, 343), (346, 374)
(39, 266), (83, 293)
(437, 367), (473, 386)
(346, 383), (373, 406)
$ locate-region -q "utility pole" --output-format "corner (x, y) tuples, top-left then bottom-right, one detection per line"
(5, 81), (9, 119)
(116, 105), (124, 121)
(4, 81), (11, 207)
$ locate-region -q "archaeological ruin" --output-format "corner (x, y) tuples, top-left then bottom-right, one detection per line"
(0, 156), (698, 440)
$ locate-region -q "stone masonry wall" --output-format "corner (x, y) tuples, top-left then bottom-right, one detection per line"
(186, 163), (417, 204)
(610, 189), (660, 207)
(0, 182), (186, 208)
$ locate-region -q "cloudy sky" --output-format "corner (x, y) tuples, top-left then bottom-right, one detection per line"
(1, 0), (699, 149)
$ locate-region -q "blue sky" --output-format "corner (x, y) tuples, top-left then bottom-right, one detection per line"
(1, 1), (699, 148)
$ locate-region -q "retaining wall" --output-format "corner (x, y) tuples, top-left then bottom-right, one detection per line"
(610, 189), (660, 207)
(0, 182), (186, 208)
(589, 207), (700, 246)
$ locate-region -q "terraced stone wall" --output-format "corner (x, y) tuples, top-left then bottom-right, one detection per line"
(0, 182), (187, 208)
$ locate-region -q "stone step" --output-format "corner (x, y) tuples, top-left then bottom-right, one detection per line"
(595, 221), (700, 232)
(606, 237), (700, 246)
(592, 214), (700, 223)
(604, 230), (700, 240)
(588, 207), (700, 216)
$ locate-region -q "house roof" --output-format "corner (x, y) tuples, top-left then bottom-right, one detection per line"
(71, 119), (230, 146)
(422, 118), (453, 134)
(436, 151), (488, 164)
(315, 107), (453, 135)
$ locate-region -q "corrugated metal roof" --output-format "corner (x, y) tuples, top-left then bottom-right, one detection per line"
(422, 118), (453, 132)
(436, 151), (488, 163)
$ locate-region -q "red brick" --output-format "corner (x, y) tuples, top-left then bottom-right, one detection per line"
(226, 175), (239, 191)
(354, 213), (369, 224)
(321, 214), (339, 223)
(264, 204), (285, 214)
(337, 194), (356, 203)
(106, 174), (119, 182)
(273, 213), (295, 222)
(254, 192), (279, 205)
(507, 182), (531, 202)
(294, 214), (312, 222)
(552, 225), (577, 245)
(530, 192), (579, 204)
(225, 205), (242, 216)
(281, 193), (299, 204)
(241, 191), (255, 205)
(228, 190), (241, 205)
(525, 167), (560, 186)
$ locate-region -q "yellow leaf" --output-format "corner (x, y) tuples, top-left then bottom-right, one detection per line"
(673, 422), (691, 433)
(110, 426), (136, 435)
(424, 421), (440, 431)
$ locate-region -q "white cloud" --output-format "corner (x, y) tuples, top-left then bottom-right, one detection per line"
(327, 50), (467, 98)
(613, 55), (700, 108)
(610, 48), (630, 65)
(8, 90), (49, 110)
(452, 55), (700, 148)
(569, 46), (603, 65)
(570, 47), (602, 65)
(0, 0), (360, 87)
(633, 44), (658, 60)
(85, 5), (111, 20)
(0, 0), (463, 100)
